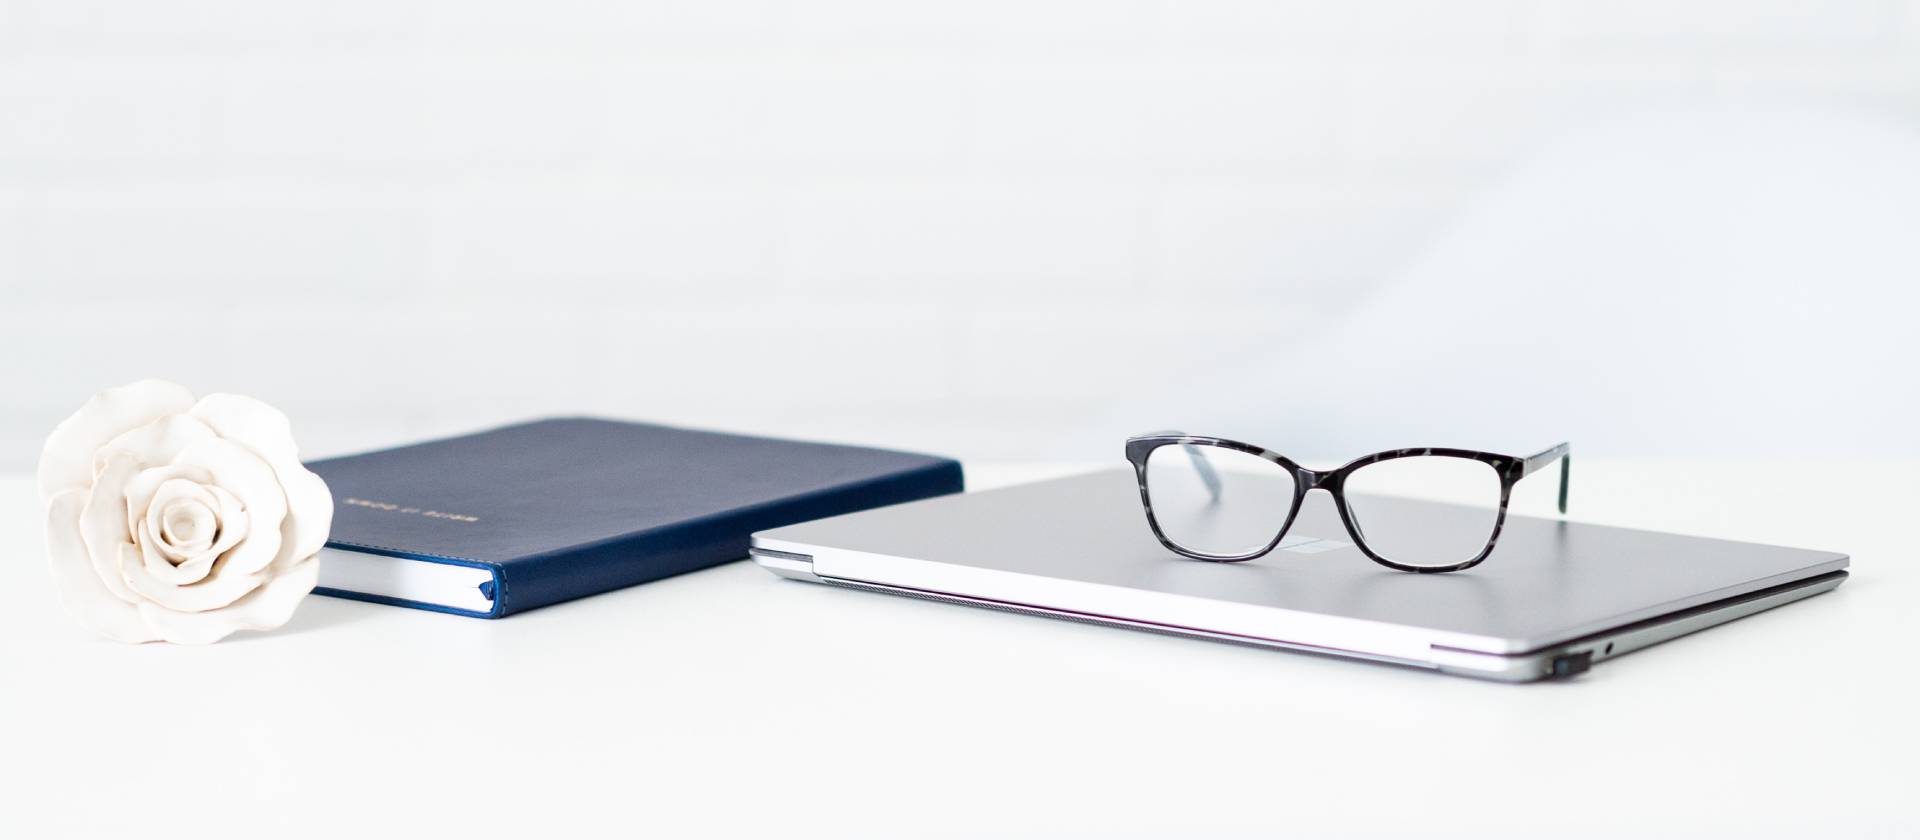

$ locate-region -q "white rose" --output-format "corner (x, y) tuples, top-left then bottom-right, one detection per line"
(38, 380), (333, 644)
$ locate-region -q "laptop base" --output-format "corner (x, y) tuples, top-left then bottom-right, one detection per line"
(755, 546), (1845, 682)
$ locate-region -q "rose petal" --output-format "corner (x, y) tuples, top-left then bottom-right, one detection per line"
(153, 521), (249, 586)
(135, 555), (319, 645)
(138, 539), (191, 586)
(142, 479), (217, 560)
(123, 463), (214, 538)
(120, 542), (266, 614)
(77, 453), (144, 605)
(138, 498), (245, 586)
(187, 393), (301, 470)
(46, 489), (158, 643)
(37, 380), (196, 501)
(101, 414), (218, 471)
(159, 499), (216, 552)
(172, 438), (286, 577)
(156, 487), (249, 585)
(190, 393), (333, 564)
(138, 530), (187, 585)
(161, 500), (216, 547)
(274, 467), (334, 565)
(197, 486), (249, 565)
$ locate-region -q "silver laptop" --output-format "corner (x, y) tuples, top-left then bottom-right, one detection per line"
(749, 470), (1848, 682)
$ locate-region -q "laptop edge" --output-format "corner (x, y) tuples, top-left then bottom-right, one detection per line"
(750, 542), (1847, 682)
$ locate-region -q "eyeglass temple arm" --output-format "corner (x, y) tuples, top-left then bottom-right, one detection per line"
(1519, 442), (1571, 514)
(1143, 430), (1224, 503)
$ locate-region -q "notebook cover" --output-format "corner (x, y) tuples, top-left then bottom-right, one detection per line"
(304, 417), (964, 617)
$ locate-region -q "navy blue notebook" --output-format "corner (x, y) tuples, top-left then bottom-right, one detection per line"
(304, 418), (963, 618)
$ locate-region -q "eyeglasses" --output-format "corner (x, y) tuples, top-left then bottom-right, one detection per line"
(1125, 432), (1571, 573)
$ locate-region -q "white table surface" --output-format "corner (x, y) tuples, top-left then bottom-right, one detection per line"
(2, 460), (1915, 839)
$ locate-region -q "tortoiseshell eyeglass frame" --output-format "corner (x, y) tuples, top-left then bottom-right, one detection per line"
(1124, 433), (1572, 574)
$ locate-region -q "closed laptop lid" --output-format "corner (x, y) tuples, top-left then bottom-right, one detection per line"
(752, 470), (1848, 657)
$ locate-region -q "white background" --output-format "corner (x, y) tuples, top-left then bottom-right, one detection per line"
(5, 1), (1920, 465)
(6, 8), (1920, 839)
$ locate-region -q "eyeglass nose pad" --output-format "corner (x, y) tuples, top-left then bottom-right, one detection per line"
(1345, 503), (1369, 543)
